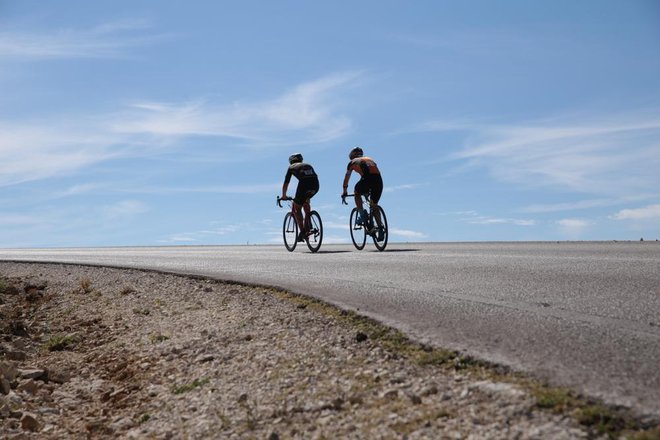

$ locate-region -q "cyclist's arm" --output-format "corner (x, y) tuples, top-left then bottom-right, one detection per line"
(283, 169), (293, 198)
(342, 169), (352, 195)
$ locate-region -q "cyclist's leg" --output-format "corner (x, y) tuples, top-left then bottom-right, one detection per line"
(354, 179), (369, 224)
(302, 180), (319, 233)
(292, 203), (305, 239)
(369, 175), (384, 228)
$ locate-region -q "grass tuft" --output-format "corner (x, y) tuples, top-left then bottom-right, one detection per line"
(172, 378), (209, 395)
(45, 334), (80, 351)
(79, 277), (93, 293)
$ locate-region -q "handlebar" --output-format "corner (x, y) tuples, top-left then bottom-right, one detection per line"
(277, 196), (292, 208)
(341, 193), (356, 205)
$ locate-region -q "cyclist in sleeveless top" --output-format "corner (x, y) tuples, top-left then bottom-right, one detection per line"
(282, 153), (320, 242)
(342, 147), (385, 239)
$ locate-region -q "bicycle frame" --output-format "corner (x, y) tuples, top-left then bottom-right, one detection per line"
(341, 193), (388, 251)
(277, 196), (323, 252)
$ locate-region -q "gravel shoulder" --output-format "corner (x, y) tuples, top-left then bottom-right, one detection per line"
(1, 262), (657, 439)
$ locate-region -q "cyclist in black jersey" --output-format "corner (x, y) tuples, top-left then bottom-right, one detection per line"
(282, 153), (320, 242)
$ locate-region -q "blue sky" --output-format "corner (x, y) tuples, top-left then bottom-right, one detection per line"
(1, 0), (659, 247)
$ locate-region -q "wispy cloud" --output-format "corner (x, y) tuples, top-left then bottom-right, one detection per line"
(384, 183), (427, 193)
(390, 228), (427, 239)
(519, 196), (657, 214)
(556, 218), (591, 238)
(113, 72), (359, 145)
(101, 200), (149, 219)
(612, 204), (660, 220)
(422, 111), (660, 197)
(468, 217), (536, 226)
(0, 19), (166, 60)
(0, 73), (359, 187)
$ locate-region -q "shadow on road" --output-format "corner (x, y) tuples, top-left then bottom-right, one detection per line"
(313, 250), (352, 254)
(371, 249), (420, 253)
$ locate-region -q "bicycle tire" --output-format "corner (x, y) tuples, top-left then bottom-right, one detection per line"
(306, 211), (323, 253)
(349, 208), (367, 250)
(372, 205), (388, 251)
(283, 212), (298, 252)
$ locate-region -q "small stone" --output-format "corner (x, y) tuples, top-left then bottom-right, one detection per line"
(5, 350), (27, 361)
(111, 417), (134, 431)
(383, 389), (398, 400)
(17, 379), (39, 395)
(18, 369), (46, 380)
(355, 332), (368, 343)
(46, 368), (70, 384)
(0, 378), (11, 395)
(20, 412), (40, 432)
(421, 385), (439, 396)
(194, 354), (215, 363)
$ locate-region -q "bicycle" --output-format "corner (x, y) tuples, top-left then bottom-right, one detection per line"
(341, 193), (388, 251)
(276, 196), (323, 253)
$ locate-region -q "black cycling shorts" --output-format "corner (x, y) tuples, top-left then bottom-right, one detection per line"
(355, 174), (383, 204)
(294, 178), (319, 206)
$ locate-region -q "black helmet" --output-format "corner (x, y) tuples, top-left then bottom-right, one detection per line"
(349, 147), (363, 160)
(289, 153), (303, 164)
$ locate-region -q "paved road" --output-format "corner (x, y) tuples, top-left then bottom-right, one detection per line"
(2, 242), (659, 417)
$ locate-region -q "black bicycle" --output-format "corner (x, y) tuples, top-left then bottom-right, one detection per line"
(341, 194), (388, 251)
(277, 196), (323, 252)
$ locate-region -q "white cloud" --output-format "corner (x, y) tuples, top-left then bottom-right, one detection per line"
(556, 218), (591, 238)
(0, 19), (166, 60)
(101, 200), (148, 219)
(467, 216), (535, 226)
(384, 183), (427, 193)
(113, 72), (359, 146)
(0, 73), (359, 187)
(425, 112), (660, 197)
(390, 228), (427, 239)
(612, 204), (660, 220)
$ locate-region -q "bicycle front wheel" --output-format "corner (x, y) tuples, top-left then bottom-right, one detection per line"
(283, 212), (298, 252)
(372, 205), (388, 251)
(306, 211), (323, 253)
(349, 208), (367, 250)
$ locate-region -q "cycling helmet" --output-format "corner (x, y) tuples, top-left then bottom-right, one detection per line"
(289, 153), (303, 164)
(349, 147), (363, 160)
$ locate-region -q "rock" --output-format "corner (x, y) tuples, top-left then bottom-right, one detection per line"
(0, 361), (18, 381)
(194, 354), (215, 363)
(46, 368), (70, 384)
(18, 369), (46, 380)
(20, 412), (40, 432)
(382, 389), (398, 400)
(17, 379), (39, 395)
(111, 416), (134, 431)
(5, 350), (27, 361)
(0, 378), (11, 395)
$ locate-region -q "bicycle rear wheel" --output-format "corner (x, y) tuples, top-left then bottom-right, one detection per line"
(349, 208), (367, 250)
(372, 205), (388, 251)
(283, 212), (298, 252)
(305, 211), (323, 253)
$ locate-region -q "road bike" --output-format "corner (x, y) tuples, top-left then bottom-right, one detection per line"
(341, 193), (388, 251)
(276, 196), (323, 253)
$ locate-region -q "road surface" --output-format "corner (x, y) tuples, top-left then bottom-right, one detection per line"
(2, 242), (659, 418)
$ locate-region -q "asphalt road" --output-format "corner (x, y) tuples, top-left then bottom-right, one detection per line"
(2, 242), (659, 418)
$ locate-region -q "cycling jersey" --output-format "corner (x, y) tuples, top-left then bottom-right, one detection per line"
(284, 162), (319, 206)
(284, 162), (318, 185)
(344, 156), (383, 204)
(346, 156), (380, 177)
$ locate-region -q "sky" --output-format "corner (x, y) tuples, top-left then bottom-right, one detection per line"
(1, 0), (660, 247)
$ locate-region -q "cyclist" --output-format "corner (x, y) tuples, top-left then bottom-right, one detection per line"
(282, 153), (320, 242)
(341, 147), (385, 240)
